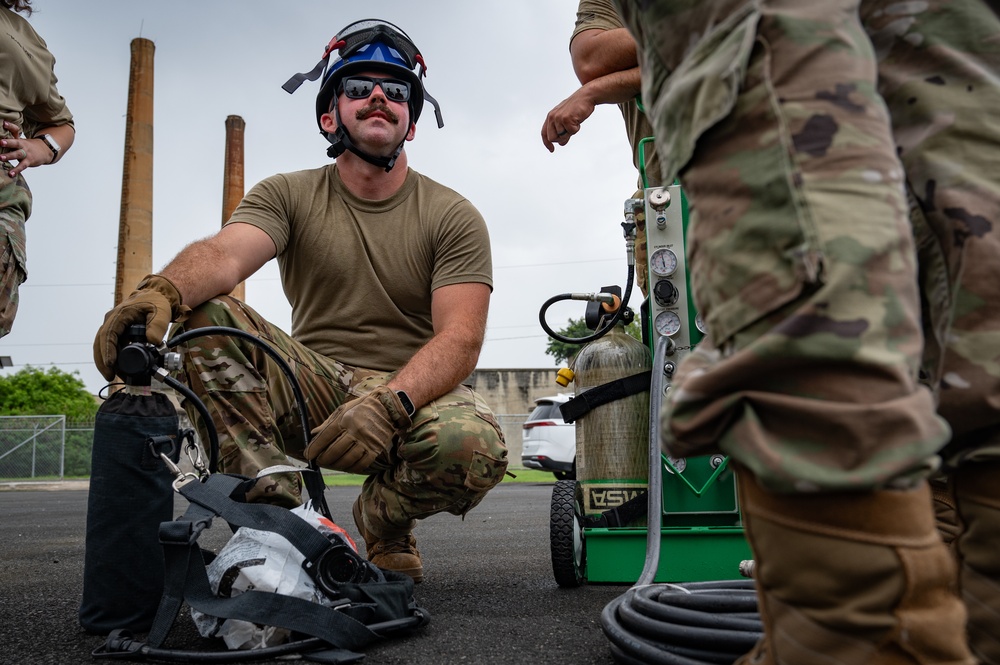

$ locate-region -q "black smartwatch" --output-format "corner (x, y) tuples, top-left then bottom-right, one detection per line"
(37, 133), (60, 161)
(395, 390), (416, 418)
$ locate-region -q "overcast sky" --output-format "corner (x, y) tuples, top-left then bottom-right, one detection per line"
(0, 1), (643, 396)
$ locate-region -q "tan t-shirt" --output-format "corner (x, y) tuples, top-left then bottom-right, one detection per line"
(0, 8), (74, 141)
(228, 165), (492, 371)
(572, 0), (662, 187)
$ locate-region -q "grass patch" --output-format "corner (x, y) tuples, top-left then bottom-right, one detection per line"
(323, 468), (556, 487)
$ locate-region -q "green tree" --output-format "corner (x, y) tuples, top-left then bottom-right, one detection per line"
(0, 367), (98, 479)
(544, 316), (644, 366)
(0, 366), (98, 420)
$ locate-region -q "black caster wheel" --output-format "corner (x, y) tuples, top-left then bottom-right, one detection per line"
(550, 479), (586, 587)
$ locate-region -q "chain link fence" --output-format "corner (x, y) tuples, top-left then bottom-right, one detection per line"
(0, 413), (531, 481)
(0, 415), (97, 480)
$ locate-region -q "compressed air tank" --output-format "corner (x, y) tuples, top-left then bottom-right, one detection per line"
(572, 322), (650, 519)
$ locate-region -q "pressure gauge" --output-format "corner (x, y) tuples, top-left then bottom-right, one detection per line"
(650, 248), (678, 277)
(695, 314), (708, 334)
(654, 310), (682, 337)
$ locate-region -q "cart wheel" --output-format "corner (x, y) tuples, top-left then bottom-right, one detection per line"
(550, 479), (586, 587)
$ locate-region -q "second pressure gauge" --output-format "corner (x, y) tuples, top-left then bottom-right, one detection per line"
(655, 310), (682, 337)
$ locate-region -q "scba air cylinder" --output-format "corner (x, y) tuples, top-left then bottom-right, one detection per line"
(572, 323), (650, 520)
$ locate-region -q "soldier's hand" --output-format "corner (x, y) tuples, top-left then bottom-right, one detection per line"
(305, 386), (413, 475)
(93, 274), (185, 381)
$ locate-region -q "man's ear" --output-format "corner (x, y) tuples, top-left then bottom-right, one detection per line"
(406, 122), (416, 141)
(319, 111), (338, 134)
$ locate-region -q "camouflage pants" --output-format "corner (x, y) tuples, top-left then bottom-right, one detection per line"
(617, 0), (1000, 491)
(170, 297), (508, 534)
(0, 173), (31, 338)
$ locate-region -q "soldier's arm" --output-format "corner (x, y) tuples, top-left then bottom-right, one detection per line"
(386, 282), (490, 411)
(160, 223), (275, 309)
(571, 27), (641, 86)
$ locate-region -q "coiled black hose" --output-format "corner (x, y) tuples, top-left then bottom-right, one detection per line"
(600, 580), (762, 665)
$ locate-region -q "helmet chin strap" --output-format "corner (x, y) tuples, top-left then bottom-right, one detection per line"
(326, 103), (405, 172)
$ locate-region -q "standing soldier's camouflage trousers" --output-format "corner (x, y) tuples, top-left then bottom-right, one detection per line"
(617, 0), (1000, 493)
(169, 296), (509, 538)
(616, 0), (999, 662)
(0, 172), (31, 338)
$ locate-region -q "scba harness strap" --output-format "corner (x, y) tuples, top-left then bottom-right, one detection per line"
(94, 473), (429, 663)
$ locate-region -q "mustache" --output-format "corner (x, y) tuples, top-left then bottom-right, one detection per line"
(356, 102), (400, 124)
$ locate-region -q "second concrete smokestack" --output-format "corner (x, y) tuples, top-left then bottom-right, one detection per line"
(114, 37), (155, 305)
(222, 115), (246, 301)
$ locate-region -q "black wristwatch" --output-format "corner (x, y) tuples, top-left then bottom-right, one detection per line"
(395, 390), (416, 418)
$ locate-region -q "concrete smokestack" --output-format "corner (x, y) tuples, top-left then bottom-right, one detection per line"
(223, 115), (246, 302)
(114, 38), (155, 306)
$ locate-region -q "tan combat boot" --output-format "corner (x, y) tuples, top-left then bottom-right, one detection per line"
(734, 467), (973, 665)
(953, 462), (1000, 664)
(352, 495), (423, 583)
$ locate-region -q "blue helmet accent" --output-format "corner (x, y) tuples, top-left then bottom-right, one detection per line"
(316, 40), (425, 129)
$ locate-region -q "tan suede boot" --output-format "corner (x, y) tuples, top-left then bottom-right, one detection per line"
(953, 462), (1000, 664)
(930, 473), (963, 548)
(734, 469), (973, 665)
(352, 495), (424, 583)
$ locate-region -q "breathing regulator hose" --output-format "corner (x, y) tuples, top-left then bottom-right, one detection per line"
(538, 265), (636, 345)
(538, 212), (639, 345)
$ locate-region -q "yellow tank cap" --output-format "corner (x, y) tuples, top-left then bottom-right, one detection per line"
(556, 367), (575, 387)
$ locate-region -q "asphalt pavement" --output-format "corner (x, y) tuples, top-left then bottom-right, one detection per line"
(0, 482), (628, 665)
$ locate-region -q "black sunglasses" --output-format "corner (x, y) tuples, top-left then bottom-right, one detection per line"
(340, 76), (411, 102)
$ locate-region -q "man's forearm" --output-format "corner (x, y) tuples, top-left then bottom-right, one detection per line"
(583, 66), (643, 106)
(159, 238), (243, 309)
(387, 330), (483, 410)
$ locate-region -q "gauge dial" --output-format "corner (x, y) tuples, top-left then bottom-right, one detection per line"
(650, 248), (678, 277)
(654, 310), (682, 337)
(695, 314), (708, 334)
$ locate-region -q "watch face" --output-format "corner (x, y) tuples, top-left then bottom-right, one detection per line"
(41, 134), (60, 154)
(395, 390), (415, 417)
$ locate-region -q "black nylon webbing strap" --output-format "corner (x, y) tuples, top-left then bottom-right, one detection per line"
(179, 475), (335, 565)
(559, 370), (652, 424)
(582, 490), (649, 528)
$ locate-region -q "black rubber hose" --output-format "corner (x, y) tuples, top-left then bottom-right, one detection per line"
(159, 372), (220, 472)
(539, 264), (636, 345)
(601, 580), (762, 665)
(93, 612), (430, 662)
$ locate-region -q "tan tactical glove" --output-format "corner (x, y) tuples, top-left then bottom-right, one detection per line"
(93, 274), (186, 381)
(305, 386), (413, 474)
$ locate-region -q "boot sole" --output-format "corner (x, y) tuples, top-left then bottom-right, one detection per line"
(353, 495), (424, 583)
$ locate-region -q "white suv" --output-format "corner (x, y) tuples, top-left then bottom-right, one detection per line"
(521, 394), (576, 480)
